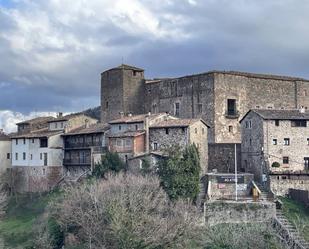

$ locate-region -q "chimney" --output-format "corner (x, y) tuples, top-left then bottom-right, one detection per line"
(85, 119), (90, 128)
(299, 106), (306, 113)
(58, 112), (63, 118)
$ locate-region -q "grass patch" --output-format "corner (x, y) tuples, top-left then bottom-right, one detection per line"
(0, 190), (61, 248)
(279, 197), (309, 241)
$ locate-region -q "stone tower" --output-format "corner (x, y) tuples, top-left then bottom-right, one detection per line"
(101, 64), (145, 123)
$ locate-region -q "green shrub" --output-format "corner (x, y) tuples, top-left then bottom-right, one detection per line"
(92, 151), (125, 178)
(47, 217), (64, 249)
(271, 162), (280, 168)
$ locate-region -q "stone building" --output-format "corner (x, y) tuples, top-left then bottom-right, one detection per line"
(149, 118), (209, 173)
(101, 65), (309, 171)
(0, 130), (11, 172)
(62, 123), (109, 178)
(16, 116), (55, 134)
(101, 65), (309, 144)
(240, 109), (309, 195)
(107, 113), (173, 161)
(101, 64), (145, 123)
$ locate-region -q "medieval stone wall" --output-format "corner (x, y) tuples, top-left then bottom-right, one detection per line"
(208, 143), (241, 173)
(204, 200), (276, 226)
(270, 175), (309, 196)
(101, 68), (124, 123)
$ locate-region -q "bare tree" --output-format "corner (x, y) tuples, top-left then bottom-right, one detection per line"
(49, 173), (201, 249)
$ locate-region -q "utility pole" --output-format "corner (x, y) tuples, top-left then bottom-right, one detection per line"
(235, 143), (238, 201)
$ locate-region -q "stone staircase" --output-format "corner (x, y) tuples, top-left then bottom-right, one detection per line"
(255, 182), (270, 201)
(274, 209), (309, 249)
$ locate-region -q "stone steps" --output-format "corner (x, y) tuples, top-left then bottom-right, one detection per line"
(275, 209), (309, 249)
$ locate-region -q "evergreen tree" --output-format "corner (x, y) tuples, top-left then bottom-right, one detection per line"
(92, 151), (125, 178)
(158, 144), (201, 201)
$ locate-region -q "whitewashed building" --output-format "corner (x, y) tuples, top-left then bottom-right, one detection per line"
(10, 113), (98, 192)
(0, 130), (11, 172)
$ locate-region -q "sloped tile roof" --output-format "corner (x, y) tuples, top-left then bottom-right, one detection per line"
(240, 109), (309, 122)
(150, 118), (209, 128)
(62, 123), (109, 136)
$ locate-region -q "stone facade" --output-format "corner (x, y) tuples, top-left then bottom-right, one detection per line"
(204, 200), (276, 226)
(10, 165), (62, 192)
(241, 109), (309, 195)
(101, 65), (309, 144)
(149, 119), (208, 173)
(101, 65), (145, 123)
(208, 143), (241, 173)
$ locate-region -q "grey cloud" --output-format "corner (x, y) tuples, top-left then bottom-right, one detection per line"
(1, 0), (309, 115)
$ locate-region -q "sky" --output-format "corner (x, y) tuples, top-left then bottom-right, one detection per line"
(1, 0), (309, 132)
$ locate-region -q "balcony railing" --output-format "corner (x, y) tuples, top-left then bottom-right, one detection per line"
(65, 141), (102, 149)
(225, 110), (240, 119)
(63, 158), (91, 166)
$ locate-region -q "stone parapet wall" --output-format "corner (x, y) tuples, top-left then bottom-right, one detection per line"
(270, 175), (309, 196)
(204, 200), (276, 226)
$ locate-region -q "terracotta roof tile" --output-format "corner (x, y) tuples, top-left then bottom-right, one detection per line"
(150, 118), (209, 128)
(63, 123), (109, 136)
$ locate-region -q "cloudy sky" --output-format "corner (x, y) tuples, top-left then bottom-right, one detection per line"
(1, 0), (309, 132)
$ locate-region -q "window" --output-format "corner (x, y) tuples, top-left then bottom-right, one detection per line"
(245, 121), (252, 129)
(307, 138), (309, 145)
(304, 90), (307, 96)
(135, 125), (138, 131)
(153, 142), (158, 150)
(42, 168), (46, 175)
(272, 139), (277, 145)
(6, 153), (10, 160)
(291, 120), (307, 127)
(16, 139), (18, 145)
(283, 157), (289, 164)
(255, 106), (260, 109)
(202, 128), (205, 134)
(249, 139), (252, 146)
(40, 138), (48, 148)
(275, 120), (280, 126)
(40, 153), (42, 160)
(174, 103), (180, 117)
(116, 140), (122, 146)
(228, 126), (233, 133)
(182, 127), (185, 133)
(23, 152), (26, 160)
(195, 128), (198, 134)
(165, 128), (169, 135)
(61, 122), (63, 128)
(227, 99), (237, 116)
(30, 154), (33, 160)
(133, 70), (137, 76)
(32, 138), (35, 143)
(15, 153), (18, 160)
(55, 123), (58, 129)
(125, 139), (132, 147)
(284, 138), (290, 146)
(118, 125), (122, 131)
(198, 103), (202, 113)
(304, 157), (309, 169)
(106, 101), (109, 108)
